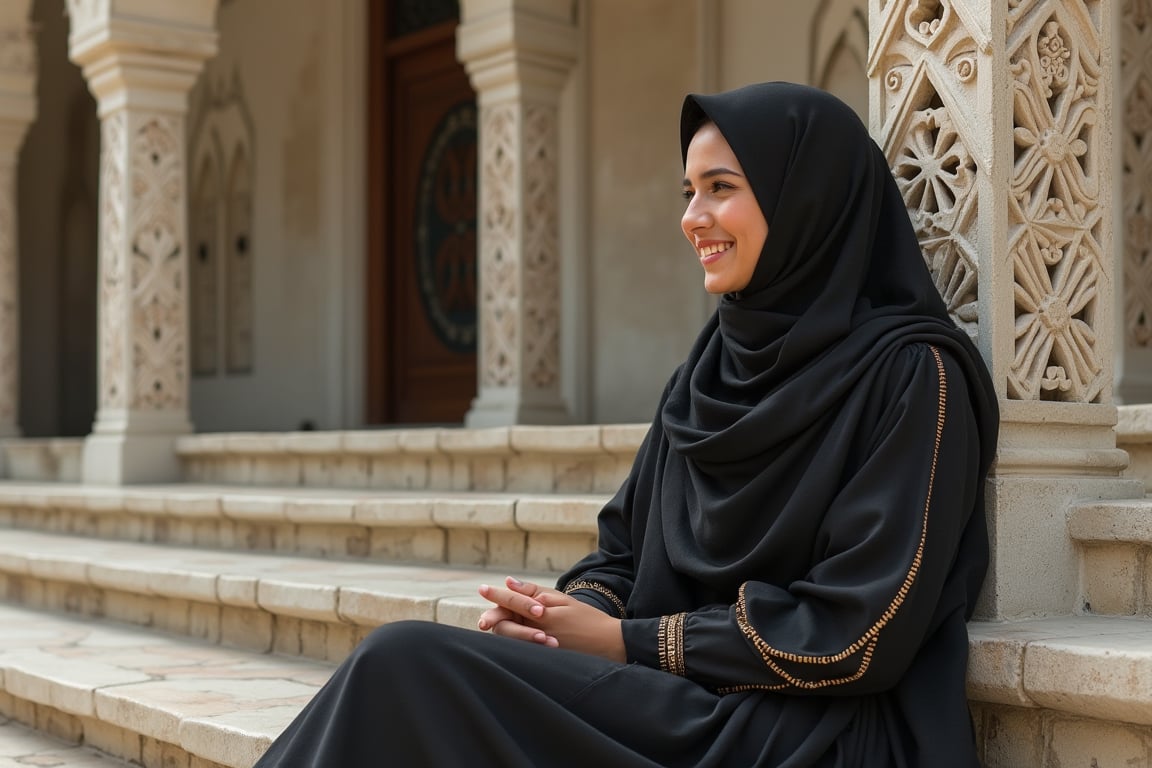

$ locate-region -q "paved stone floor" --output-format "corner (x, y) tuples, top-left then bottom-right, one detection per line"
(0, 717), (130, 766)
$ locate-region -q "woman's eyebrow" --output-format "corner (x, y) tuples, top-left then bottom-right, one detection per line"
(682, 167), (745, 185)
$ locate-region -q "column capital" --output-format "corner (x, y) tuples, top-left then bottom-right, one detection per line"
(457, 0), (578, 104)
(67, 1), (220, 115)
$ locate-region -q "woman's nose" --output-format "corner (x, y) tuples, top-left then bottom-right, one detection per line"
(682, 197), (711, 232)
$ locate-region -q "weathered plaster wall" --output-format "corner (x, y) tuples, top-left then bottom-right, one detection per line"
(187, 0), (365, 432)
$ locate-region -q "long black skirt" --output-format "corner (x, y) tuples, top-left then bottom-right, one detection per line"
(252, 621), (881, 767)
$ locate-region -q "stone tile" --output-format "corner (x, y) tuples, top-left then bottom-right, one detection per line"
(504, 456), (555, 493)
(341, 431), (402, 453)
(142, 736), (190, 768)
(180, 706), (302, 768)
(330, 456), (371, 488)
(510, 425), (603, 453)
(337, 588), (438, 626)
(281, 433), (343, 454)
(487, 531), (527, 569)
(525, 532), (595, 573)
(514, 496), (602, 532)
(469, 458), (506, 491)
(396, 429), (440, 454)
(1024, 626), (1152, 725)
(593, 455), (633, 493)
(446, 530), (490, 567)
(219, 496), (285, 522)
(433, 498), (517, 529)
(368, 528), (445, 562)
(552, 458), (596, 493)
(600, 424), (647, 454)
(437, 427), (510, 454)
(81, 714), (144, 763)
(435, 595), (488, 630)
(0, 717), (133, 766)
(1068, 500), (1152, 544)
(353, 497), (434, 526)
(282, 498), (357, 524)
(248, 458), (301, 487)
(1047, 717), (1151, 767)
(219, 607), (273, 653)
(1080, 544), (1140, 615)
(256, 580), (339, 622)
(980, 706), (1044, 768)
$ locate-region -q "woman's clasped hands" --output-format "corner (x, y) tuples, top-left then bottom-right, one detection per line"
(477, 576), (626, 663)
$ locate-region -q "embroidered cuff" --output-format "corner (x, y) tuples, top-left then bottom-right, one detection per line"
(657, 612), (687, 677)
(562, 579), (627, 618)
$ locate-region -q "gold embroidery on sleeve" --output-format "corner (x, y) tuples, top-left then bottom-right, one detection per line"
(658, 612), (688, 676)
(731, 345), (949, 691)
(563, 579), (627, 618)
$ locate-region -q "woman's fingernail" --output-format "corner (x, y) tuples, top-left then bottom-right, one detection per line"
(478, 619), (487, 630)
(530, 604), (543, 617)
(508, 576), (524, 587)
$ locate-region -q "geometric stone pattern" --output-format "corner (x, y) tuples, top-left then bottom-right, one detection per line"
(1006, 0), (1107, 403)
(872, 0), (1113, 403)
(871, 0), (985, 335)
(1123, 0), (1152, 348)
(479, 102), (518, 388)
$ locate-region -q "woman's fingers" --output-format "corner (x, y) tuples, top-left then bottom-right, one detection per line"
(476, 606), (516, 631)
(489, 619), (558, 646)
(478, 583), (545, 620)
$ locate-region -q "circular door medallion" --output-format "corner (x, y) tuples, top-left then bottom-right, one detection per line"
(415, 101), (478, 354)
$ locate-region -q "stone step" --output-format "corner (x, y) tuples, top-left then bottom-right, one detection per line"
(0, 438), (84, 484)
(1117, 403), (1152, 490)
(967, 615), (1152, 766)
(0, 529), (545, 662)
(177, 425), (646, 494)
(1067, 499), (1152, 616)
(0, 482), (604, 572)
(0, 716), (133, 767)
(0, 602), (327, 768)
(1, 602), (1150, 768)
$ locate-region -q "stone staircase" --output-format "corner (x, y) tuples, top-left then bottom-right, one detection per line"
(0, 423), (1149, 766)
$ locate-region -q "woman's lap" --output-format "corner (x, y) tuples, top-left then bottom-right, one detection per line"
(254, 621), (854, 768)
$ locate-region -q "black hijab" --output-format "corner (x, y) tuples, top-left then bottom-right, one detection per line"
(666, 83), (996, 468)
(652, 81), (998, 602)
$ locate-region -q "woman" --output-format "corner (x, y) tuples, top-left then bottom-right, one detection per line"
(254, 82), (998, 767)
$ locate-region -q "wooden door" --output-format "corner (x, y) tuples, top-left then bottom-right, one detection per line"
(367, 1), (478, 424)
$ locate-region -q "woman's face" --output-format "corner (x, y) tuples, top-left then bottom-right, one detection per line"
(681, 122), (769, 295)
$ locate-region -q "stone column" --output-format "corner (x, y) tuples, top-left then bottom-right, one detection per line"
(457, 0), (577, 427)
(67, 0), (219, 484)
(869, 0), (1142, 619)
(1118, 0), (1152, 401)
(0, 1), (36, 440)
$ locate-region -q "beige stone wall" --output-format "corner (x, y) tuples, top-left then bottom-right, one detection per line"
(187, 0), (365, 432)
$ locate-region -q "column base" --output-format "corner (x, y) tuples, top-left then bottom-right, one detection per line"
(82, 410), (192, 485)
(464, 387), (572, 428)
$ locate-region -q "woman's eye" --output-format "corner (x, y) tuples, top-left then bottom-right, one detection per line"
(681, 188), (695, 201)
(710, 181), (733, 193)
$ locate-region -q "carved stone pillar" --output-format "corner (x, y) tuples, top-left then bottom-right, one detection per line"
(457, 0), (577, 427)
(0, 1), (36, 440)
(869, 0), (1142, 619)
(1118, 0), (1152, 401)
(67, 0), (219, 484)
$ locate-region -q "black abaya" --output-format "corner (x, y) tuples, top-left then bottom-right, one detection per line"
(253, 83), (998, 768)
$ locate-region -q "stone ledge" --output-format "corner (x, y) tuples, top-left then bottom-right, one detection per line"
(968, 616), (1152, 726)
(0, 715), (134, 766)
(0, 529), (551, 632)
(0, 439), (84, 484)
(0, 604), (327, 768)
(0, 483), (605, 534)
(1068, 500), (1152, 544)
(176, 425), (648, 459)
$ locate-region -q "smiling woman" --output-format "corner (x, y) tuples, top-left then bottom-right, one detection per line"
(252, 83), (999, 768)
(681, 122), (769, 296)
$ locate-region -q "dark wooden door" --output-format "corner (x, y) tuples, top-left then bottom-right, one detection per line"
(368, 2), (478, 424)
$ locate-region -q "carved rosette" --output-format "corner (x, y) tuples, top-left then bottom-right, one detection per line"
(479, 102), (518, 388)
(521, 104), (560, 389)
(872, 0), (984, 335)
(99, 112), (128, 409)
(1007, 2), (1105, 402)
(1122, 0), (1152, 346)
(130, 115), (187, 410)
(0, 164), (17, 426)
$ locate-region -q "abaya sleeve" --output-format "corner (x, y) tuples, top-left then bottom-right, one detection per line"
(620, 345), (982, 695)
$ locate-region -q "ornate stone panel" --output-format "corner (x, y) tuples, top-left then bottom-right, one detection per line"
(521, 104), (560, 389)
(872, 0), (985, 336)
(99, 111), (128, 409)
(1122, 0), (1152, 347)
(0, 165), (17, 427)
(130, 115), (187, 410)
(1006, 1), (1106, 402)
(479, 102), (518, 389)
